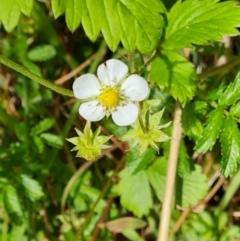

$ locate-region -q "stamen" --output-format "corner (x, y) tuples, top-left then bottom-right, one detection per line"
(98, 87), (120, 108)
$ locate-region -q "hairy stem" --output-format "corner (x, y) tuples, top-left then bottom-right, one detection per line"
(157, 102), (182, 241)
(0, 55), (74, 97)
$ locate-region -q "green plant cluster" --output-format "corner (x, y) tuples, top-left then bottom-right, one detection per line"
(0, 0), (240, 241)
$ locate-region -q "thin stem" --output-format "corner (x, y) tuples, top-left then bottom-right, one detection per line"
(74, 156), (125, 241)
(157, 102), (182, 241)
(0, 55), (74, 97)
(134, 50), (158, 75)
(197, 57), (240, 79)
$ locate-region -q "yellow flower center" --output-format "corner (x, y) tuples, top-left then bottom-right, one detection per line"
(98, 87), (120, 108)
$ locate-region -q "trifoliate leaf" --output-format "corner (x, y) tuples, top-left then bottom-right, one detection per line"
(0, 0), (21, 32)
(220, 118), (240, 177)
(149, 50), (196, 104)
(54, 0), (165, 52)
(118, 169), (152, 217)
(3, 185), (23, 223)
(27, 45), (56, 62)
(20, 174), (44, 201)
(31, 118), (55, 136)
(163, 0), (240, 49)
(176, 165), (208, 207)
(17, 0), (34, 16)
(195, 108), (224, 153)
(182, 103), (203, 140)
(219, 72), (240, 108)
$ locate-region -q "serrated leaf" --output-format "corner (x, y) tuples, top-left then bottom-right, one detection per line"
(182, 103), (203, 140)
(51, 0), (65, 18)
(0, 0), (21, 32)
(125, 146), (156, 174)
(57, 0), (165, 52)
(147, 157), (167, 202)
(17, 0), (34, 16)
(176, 165), (208, 207)
(31, 118), (55, 136)
(149, 50), (196, 104)
(178, 143), (192, 177)
(230, 101), (240, 117)
(20, 174), (44, 201)
(27, 45), (56, 62)
(220, 118), (240, 177)
(219, 72), (240, 108)
(3, 185), (23, 222)
(195, 108), (224, 153)
(40, 133), (63, 148)
(163, 0), (240, 49)
(118, 169), (152, 217)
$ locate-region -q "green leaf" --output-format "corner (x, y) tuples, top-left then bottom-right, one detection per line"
(0, 0), (21, 32)
(219, 72), (240, 108)
(118, 169), (152, 217)
(163, 0), (240, 49)
(100, 217), (146, 233)
(220, 118), (240, 177)
(122, 229), (145, 241)
(20, 174), (44, 201)
(3, 185), (23, 222)
(147, 157), (167, 202)
(182, 103), (203, 140)
(57, 0), (165, 52)
(17, 0), (34, 16)
(65, 0), (81, 32)
(27, 45), (57, 62)
(178, 143), (192, 177)
(40, 133), (63, 148)
(125, 146), (156, 174)
(230, 101), (240, 118)
(195, 108), (224, 153)
(147, 158), (208, 207)
(51, 0), (66, 18)
(176, 165), (208, 207)
(149, 50), (196, 104)
(31, 118), (55, 136)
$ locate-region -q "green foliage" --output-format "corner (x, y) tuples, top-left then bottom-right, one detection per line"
(27, 45), (57, 62)
(1, 0), (240, 240)
(118, 169), (152, 217)
(3, 185), (23, 223)
(163, 0), (240, 49)
(220, 118), (240, 177)
(20, 174), (44, 201)
(195, 108), (224, 153)
(219, 72), (240, 107)
(150, 50), (196, 104)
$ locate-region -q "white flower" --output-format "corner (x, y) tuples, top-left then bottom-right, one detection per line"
(73, 59), (149, 126)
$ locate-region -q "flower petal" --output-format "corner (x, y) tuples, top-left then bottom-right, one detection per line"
(97, 59), (128, 86)
(73, 74), (101, 99)
(121, 74), (149, 101)
(112, 102), (138, 126)
(79, 101), (105, 121)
